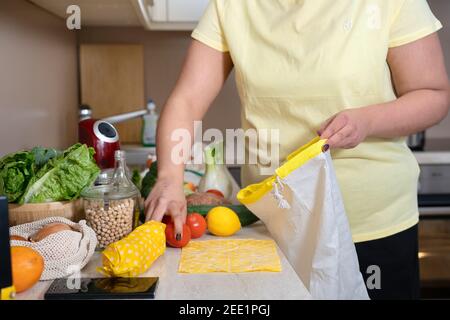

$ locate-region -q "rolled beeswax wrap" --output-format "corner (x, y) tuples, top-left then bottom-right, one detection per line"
(97, 221), (166, 277)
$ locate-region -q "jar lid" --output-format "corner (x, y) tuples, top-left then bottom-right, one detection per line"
(95, 169), (114, 185)
(81, 183), (139, 201)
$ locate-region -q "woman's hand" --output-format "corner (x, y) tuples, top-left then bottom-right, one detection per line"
(318, 108), (371, 149)
(145, 178), (187, 240)
(144, 40), (233, 239)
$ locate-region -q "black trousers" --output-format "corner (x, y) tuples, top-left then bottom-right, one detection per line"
(355, 224), (420, 300)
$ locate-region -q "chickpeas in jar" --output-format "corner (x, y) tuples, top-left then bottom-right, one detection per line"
(84, 198), (136, 248)
(81, 150), (141, 249)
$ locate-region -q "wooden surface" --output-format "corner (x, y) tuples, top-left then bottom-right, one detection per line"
(80, 44), (145, 144)
(8, 200), (84, 226)
(16, 222), (311, 300)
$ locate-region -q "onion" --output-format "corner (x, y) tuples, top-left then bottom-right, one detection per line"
(30, 223), (73, 242)
(10, 235), (28, 242)
(198, 141), (233, 200)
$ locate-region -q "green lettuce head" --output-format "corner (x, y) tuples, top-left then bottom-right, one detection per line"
(0, 151), (35, 202)
(20, 144), (100, 204)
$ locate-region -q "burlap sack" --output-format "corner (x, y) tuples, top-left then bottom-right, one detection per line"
(10, 217), (97, 280)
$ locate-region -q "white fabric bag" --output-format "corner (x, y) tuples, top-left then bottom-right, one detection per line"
(10, 217), (97, 280)
(238, 138), (369, 300)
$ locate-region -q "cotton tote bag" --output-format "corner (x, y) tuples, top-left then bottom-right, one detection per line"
(237, 137), (369, 300)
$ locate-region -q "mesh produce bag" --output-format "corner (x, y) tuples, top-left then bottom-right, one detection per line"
(237, 137), (369, 300)
(10, 217), (97, 280)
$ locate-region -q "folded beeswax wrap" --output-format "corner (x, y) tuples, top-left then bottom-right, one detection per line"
(97, 221), (166, 277)
(178, 239), (282, 273)
(237, 137), (369, 300)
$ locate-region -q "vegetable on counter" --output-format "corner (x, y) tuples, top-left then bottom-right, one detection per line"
(186, 192), (228, 206)
(31, 147), (61, 167)
(186, 213), (207, 239)
(165, 223), (191, 248)
(20, 144), (100, 204)
(0, 151), (35, 202)
(140, 160), (158, 198)
(0, 147), (62, 202)
(131, 168), (142, 190)
(198, 140), (233, 200)
(206, 189), (225, 198)
(10, 235), (28, 242)
(187, 204), (259, 227)
(140, 161), (199, 198)
(29, 222), (74, 242)
(0, 143), (100, 204)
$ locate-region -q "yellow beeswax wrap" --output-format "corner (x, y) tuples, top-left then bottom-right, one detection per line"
(97, 221), (166, 277)
(178, 239), (282, 274)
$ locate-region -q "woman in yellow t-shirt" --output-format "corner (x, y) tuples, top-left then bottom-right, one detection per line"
(145, 0), (450, 299)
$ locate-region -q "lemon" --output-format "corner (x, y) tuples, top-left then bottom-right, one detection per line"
(206, 206), (241, 237)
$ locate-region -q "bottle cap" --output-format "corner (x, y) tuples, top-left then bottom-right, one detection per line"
(147, 100), (156, 111)
(114, 150), (126, 161)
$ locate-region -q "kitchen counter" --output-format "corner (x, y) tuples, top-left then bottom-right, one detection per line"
(15, 222), (311, 300)
(413, 138), (450, 165)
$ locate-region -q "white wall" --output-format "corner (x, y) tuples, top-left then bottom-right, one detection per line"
(0, 0), (79, 156)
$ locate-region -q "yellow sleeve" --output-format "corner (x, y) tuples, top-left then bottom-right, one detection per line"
(389, 0), (442, 48)
(191, 0), (229, 52)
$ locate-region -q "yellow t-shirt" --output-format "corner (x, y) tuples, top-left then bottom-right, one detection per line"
(192, 0), (442, 243)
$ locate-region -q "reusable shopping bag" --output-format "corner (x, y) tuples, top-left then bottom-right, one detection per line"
(237, 137), (369, 299)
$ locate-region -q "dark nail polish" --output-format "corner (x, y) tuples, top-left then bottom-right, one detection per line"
(322, 144), (330, 152)
(176, 233), (181, 241)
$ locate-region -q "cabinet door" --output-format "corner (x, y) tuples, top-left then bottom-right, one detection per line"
(80, 44), (145, 144)
(167, 0), (209, 22)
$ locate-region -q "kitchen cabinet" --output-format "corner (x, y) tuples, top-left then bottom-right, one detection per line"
(30, 0), (209, 31)
(133, 0), (209, 30)
(79, 44), (145, 144)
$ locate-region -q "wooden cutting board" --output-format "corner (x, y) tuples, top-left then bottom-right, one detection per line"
(79, 44), (145, 144)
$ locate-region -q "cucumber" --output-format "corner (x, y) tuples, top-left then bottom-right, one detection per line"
(187, 205), (259, 227)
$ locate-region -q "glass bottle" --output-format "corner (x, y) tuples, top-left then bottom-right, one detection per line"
(82, 150), (141, 249)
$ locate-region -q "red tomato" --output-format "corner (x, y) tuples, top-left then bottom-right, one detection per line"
(186, 213), (207, 239)
(206, 189), (224, 198)
(165, 223), (191, 248)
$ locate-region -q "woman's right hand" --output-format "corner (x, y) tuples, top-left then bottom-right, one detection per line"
(144, 178), (187, 240)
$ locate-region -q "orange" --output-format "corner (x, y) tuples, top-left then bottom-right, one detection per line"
(11, 246), (44, 293)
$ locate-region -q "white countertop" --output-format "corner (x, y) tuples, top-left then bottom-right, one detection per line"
(413, 151), (450, 165)
(412, 138), (450, 165)
(15, 222), (311, 300)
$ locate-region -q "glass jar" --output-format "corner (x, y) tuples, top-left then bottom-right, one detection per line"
(82, 150), (141, 249)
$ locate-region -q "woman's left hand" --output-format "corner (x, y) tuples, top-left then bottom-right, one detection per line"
(318, 108), (371, 149)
